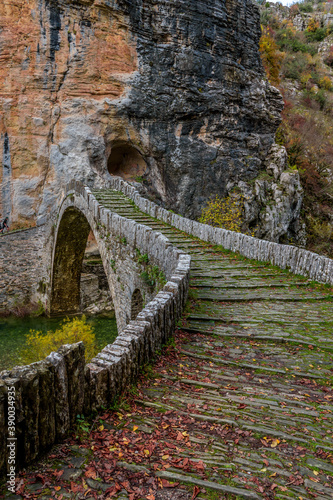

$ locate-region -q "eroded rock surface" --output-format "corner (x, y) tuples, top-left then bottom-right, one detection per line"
(235, 144), (305, 244)
(0, 0), (301, 241)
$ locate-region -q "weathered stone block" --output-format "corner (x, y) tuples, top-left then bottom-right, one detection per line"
(99, 347), (126, 397)
(126, 321), (150, 366)
(86, 362), (109, 412)
(56, 343), (85, 427)
(7, 366), (40, 465)
(35, 360), (56, 450)
(46, 351), (70, 440)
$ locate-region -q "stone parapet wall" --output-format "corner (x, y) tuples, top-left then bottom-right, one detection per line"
(105, 177), (333, 285)
(54, 181), (187, 328)
(0, 227), (48, 313)
(0, 343), (85, 472)
(0, 181), (191, 474)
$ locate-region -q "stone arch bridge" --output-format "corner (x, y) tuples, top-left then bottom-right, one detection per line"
(1, 176), (333, 482)
(50, 181), (185, 331)
(0, 178), (192, 473)
(1, 176), (333, 323)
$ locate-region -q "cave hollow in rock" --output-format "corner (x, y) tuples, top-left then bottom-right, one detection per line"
(107, 143), (147, 180)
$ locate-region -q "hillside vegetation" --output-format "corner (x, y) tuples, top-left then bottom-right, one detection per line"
(259, 0), (333, 256)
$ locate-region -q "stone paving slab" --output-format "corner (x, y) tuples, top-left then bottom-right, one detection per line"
(194, 288), (332, 302)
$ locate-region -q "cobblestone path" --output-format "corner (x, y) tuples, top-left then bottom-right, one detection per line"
(3, 190), (333, 500)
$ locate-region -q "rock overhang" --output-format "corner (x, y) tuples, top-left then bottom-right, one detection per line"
(0, 0), (287, 235)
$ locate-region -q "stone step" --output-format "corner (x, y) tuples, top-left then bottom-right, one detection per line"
(182, 321), (333, 351)
(194, 289), (332, 302)
(179, 348), (327, 379)
(155, 471), (261, 499)
(190, 282), (311, 289)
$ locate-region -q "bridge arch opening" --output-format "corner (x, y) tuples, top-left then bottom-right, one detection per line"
(51, 207), (92, 315)
(131, 288), (143, 320)
(107, 143), (147, 180)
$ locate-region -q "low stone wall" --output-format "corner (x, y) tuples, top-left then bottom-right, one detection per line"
(106, 177), (333, 285)
(0, 182), (191, 474)
(0, 227), (48, 313)
(0, 343), (85, 472)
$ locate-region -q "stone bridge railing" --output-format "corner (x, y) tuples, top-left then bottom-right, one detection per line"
(105, 177), (333, 285)
(0, 181), (191, 475)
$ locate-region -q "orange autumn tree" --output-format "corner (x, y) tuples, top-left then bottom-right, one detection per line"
(306, 18), (319, 33)
(259, 26), (284, 85)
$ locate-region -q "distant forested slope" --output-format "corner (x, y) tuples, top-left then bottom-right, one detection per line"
(259, 0), (333, 256)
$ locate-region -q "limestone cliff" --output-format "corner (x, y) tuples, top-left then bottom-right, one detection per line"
(0, 0), (302, 242)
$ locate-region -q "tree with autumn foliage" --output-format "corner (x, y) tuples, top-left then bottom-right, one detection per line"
(259, 26), (284, 85)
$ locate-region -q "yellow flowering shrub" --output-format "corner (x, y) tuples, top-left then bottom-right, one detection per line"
(259, 27), (284, 85)
(300, 72), (312, 86)
(319, 76), (333, 91)
(21, 316), (97, 364)
(199, 195), (245, 233)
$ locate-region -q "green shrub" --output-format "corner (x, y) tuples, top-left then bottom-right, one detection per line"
(283, 53), (309, 80)
(278, 37), (309, 52)
(314, 89), (327, 109)
(261, 10), (272, 26)
(276, 28), (317, 55)
(303, 88), (329, 111)
(136, 248), (149, 265)
(141, 265), (166, 290)
(299, 3), (313, 13)
(136, 248), (166, 291)
(305, 27), (327, 42)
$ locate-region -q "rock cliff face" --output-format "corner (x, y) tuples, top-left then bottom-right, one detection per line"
(0, 0), (301, 242)
(265, 2), (333, 32)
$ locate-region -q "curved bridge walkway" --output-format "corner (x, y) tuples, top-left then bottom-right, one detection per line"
(7, 189), (333, 500)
